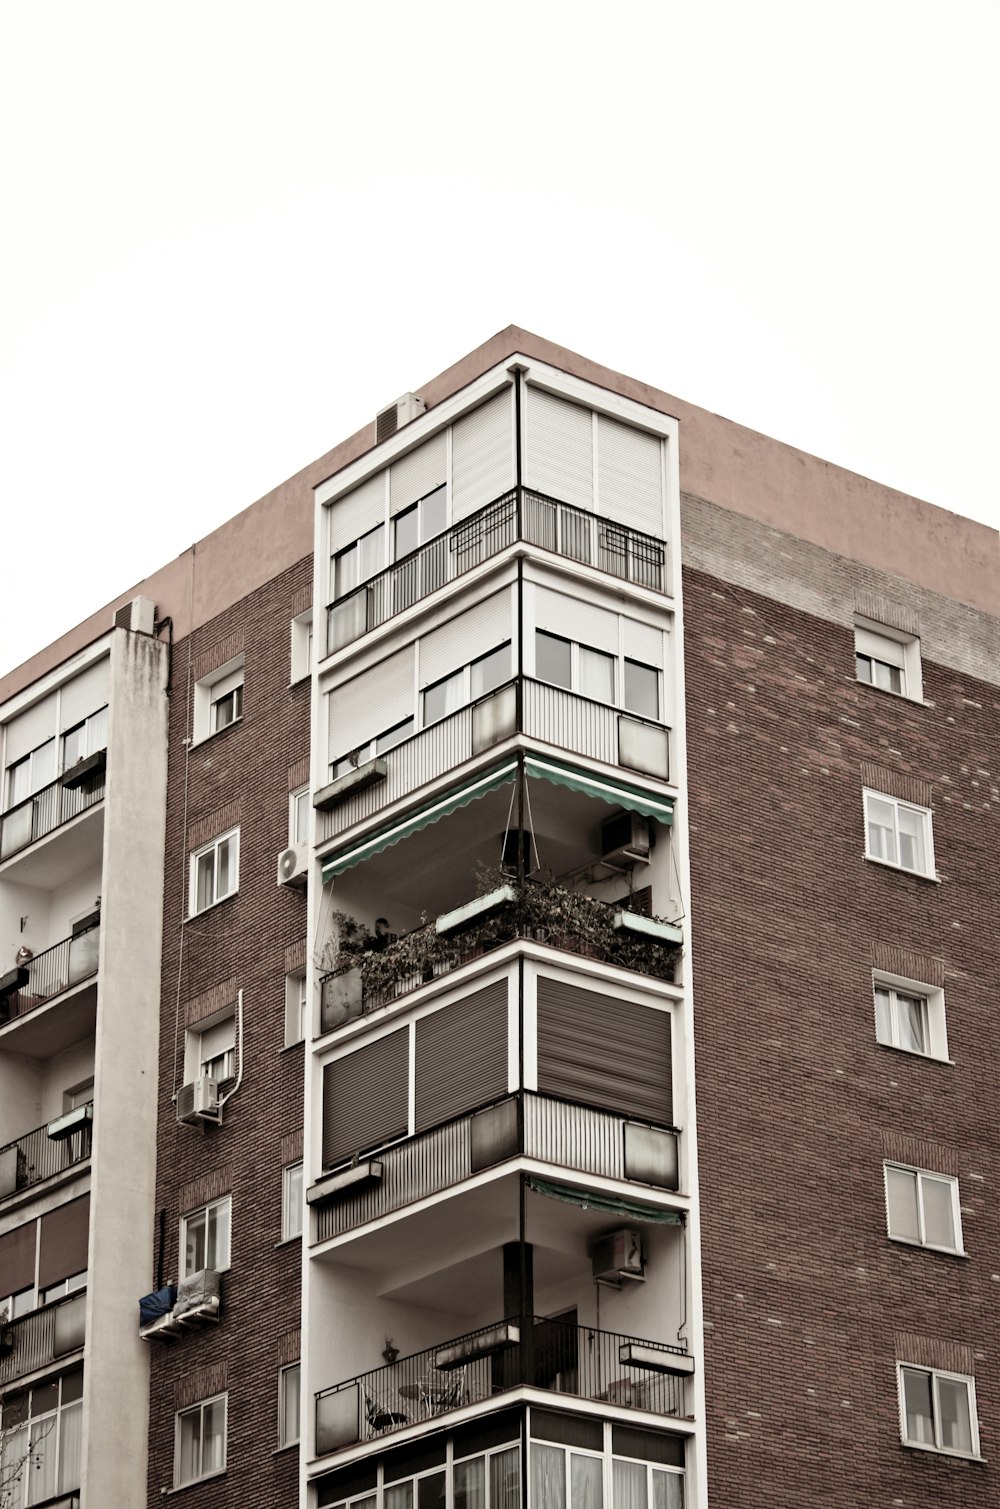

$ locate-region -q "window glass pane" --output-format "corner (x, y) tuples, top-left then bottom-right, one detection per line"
(866, 797), (897, 863)
(423, 670), (463, 726)
(874, 987), (892, 1045)
(283, 1164), (304, 1240)
(196, 850), (215, 913)
(580, 646), (614, 703)
(31, 740), (56, 794)
(185, 1212), (206, 1273)
(201, 1398), (226, 1473)
(896, 992), (927, 1053)
(58, 1399), (83, 1493)
(63, 724), (86, 768)
(455, 1455), (485, 1509)
(936, 1376), (973, 1452)
(419, 1470), (447, 1509)
(624, 660), (658, 719)
(1, 1423), (29, 1501)
(208, 1200), (231, 1269)
(571, 1453), (602, 1509)
(421, 485), (447, 541)
(491, 1447), (521, 1509)
(921, 1176), (956, 1250)
(855, 653), (873, 684)
(532, 1444), (566, 1509)
(651, 1471), (683, 1509)
(385, 1484), (413, 1509)
(360, 525), (385, 581)
(471, 644), (511, 701)
(377, 718), (414, 754)
(873, 659), (902, 694)
(282, 1365), (301, 1444)
(179, 1409), (201, 1484)
(897, 806), (926, 873)
(612, 1459), (646, 1509)
(31, 1413), (58, 1501)
(886, 1167), (920, 1242)
(536, 632), (572, 690)
(8, 757), (30, 806)
(902, 1367), (934, 1444)
(89, 706), (108, 752)
(395, 505), (419, 559)
(216, 837), (233, 898)
(335, 544), (360, 599)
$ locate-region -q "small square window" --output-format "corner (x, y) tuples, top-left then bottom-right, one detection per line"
(279, 1363), (301, 1447)
(873, 974), (948, 1060)
(284, 973), (308, 1047)
(863, 790), (934, 878)
(190, 828), (240, 915)
(181, 1195), (232, 1277)
(885, 1164), (963, 1253)
(282, 1162), (304, 1242)
(193, 658), (245, 742)
(854, 619), (922, 701)
(898, 1365), (978, 1456)
(175, 1393), (227, 1487)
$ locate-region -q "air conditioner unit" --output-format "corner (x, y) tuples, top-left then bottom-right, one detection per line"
(277, 843), (308, 889)
(601, 811), (651, 866)
(176, 1077), (220, 1125)
(112, 595), (156, 635)
(376, 392), (426, 444)
(591, 1228), (645, 1285)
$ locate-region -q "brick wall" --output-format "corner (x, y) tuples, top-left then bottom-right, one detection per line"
(683, 562), (1000, 1505)
(146, 556), (312, 1506)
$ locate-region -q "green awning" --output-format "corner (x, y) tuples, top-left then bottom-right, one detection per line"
(523, 755), (674, 825)
(321, 759), (518, 882)
(526, 1177), (685, 1225)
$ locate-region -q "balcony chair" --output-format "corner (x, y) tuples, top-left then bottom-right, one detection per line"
(420, 1364), (466, 1416)
(364, 1385), (409, 1434)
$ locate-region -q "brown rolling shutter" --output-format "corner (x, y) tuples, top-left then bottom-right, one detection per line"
(0, 1219), (37, 1295)
(536, 979), (671, 1125)
(323, 1029), (408, 1168)
(38, 1195), (90, 1289)
(414, 981), (508, 1133)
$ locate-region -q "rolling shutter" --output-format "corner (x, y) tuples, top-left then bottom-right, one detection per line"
(5, 694), (57, 765)
(0, 1219), (37, 1296)
(327, 645), (414, 760)
(623, 617), (665, 668)
(418, 591), (512, 687)
(38, 1195), (91, 1288)
(322, 1029), (409, 1168)
(524, 389), (594, 509)
(452, 390), (516, 521)
(596, 417), (664, 537)
(536, 979), (671, 1125)
(60, 660), (111, 731)
(390, 433), (447, 516)
(329, 473), (387, 555)
(534, 587), (618, 655)
(414, 980), (509, 1132)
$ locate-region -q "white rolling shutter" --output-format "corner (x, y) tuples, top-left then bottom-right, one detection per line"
(60, 659), (111, 730)
(329, 473), (386, 555)
(534, 587), (617, 655)
(623, 616), (665, 668)
(390, 432), (447, 517)
(451, 390), (516, 521)
(5, 694), (57, 765)
(524, 388), (594, 509)
(596, 416), (664, 537)
(327, 645), (415, 759)
(418, 591), (512, 687)
(199, 1017), (235, 1065)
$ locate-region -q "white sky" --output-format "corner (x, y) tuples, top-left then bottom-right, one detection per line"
(2, 0), (998, 675)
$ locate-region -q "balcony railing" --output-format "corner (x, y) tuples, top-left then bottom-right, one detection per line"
(315, 1315), (688, 1455)
(1, 925), (100, 1024)
(0, 1107), (93, 1199)
(323, 678), (668, 839)
(314, 1092), (678, 1240)
(327, 488), (668, 655)
(0, 759), (106, 861)
(0, 1290), (87, 1387)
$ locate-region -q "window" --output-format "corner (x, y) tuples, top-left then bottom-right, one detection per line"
(624, 659), (659, 719)
(0, 1366), (83, 1505)
(279, 1363), (301, 1447)
(190, 828), (240, 914)
(39, 1269), (87, 1306)
(874, 974), (948, 1060)
(422, 643), (512, 728)
(6, 738), (56, 809)
(863, 790), (934, 877)
(281, 1162), (304, 1242)
(330, 717), (415, 780)
(333, 524), (385, 600)
(193, 657), (245, 742)
(394, 484), (447, 559)
(290, 786), (310, 846)
(535, 631), (661, 720)
(291, 610), (314, 682)
(175, 1393), (227, 1487)
(885, 1165), (962, 1253)
(284, 972), (308, 1047)
(899, 1365), (978, 1456)
(199, 1017), (236, 1083)
(181, 1195), (231, 1277)
(61, 706), (108, 770)
(855, 618), (922, 700)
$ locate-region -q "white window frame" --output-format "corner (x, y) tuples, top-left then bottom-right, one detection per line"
(0, 1365), (84, 1502)
(174, 1392), (228, 1488)
(289, 786), (310, 847)
(189, 827), (240, 916)
(61, 705), (109, 772)
(884, 1163), (964, 1254)
(898, 1364), (979, 1457)
(193, 657), (245, 743)
(873, 971), (948, 1061)
(329, 714), (416, 781)
(278, 1362), (301, 1447)
(331, 523), (386, 602)
(421, 642), (512, 730)
(290, 610), (314, 684)
(281, 1162), (304, 1243)
(534, 629), (662, 721)
(184, 1012), (237, 1086)
(284, 972), (308, 1048)
(855, 616), (922, 701)
(180, 1194), (232, 1278)
(863, 789), (935, 878)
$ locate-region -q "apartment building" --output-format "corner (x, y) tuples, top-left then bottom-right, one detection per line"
(0, 328), (997, 1509)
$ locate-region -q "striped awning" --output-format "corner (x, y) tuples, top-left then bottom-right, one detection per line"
(523, 755), (673, 825)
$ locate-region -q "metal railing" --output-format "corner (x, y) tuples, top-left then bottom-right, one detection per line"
(0, 1290), (87, 1387)
(315, 1092), (678, 1240)
(315, 1315), (687, 1454)
(3, 925), (100, 1023)
(0, 763), (106, 862)
(326, 489), (667, 654)
(0, 1106), (93, 1195)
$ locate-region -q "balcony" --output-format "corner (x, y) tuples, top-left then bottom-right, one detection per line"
(0, 1106), (93, 1201)
(0, 923), (100, 1027)
(0, 759), (106, 865)
(313, 1091), (678, 1240)
(315, 1315), (690, 1455)
(326, 489), (668, 657)
(0, 1290), (86, 1387)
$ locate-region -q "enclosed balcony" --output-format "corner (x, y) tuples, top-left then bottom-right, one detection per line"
(0, 1290), (87, 1388)
(0, 1104), (93, 1202)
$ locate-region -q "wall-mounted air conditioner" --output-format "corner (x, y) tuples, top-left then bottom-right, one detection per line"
(376, 392), (426, 444)
(591, 1228), (645, 1285)
(112, 595), (156, 635)
(601, 811), (651, 866)
(176, 1077), (220, 1125)
(277, 843), (308, 889)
